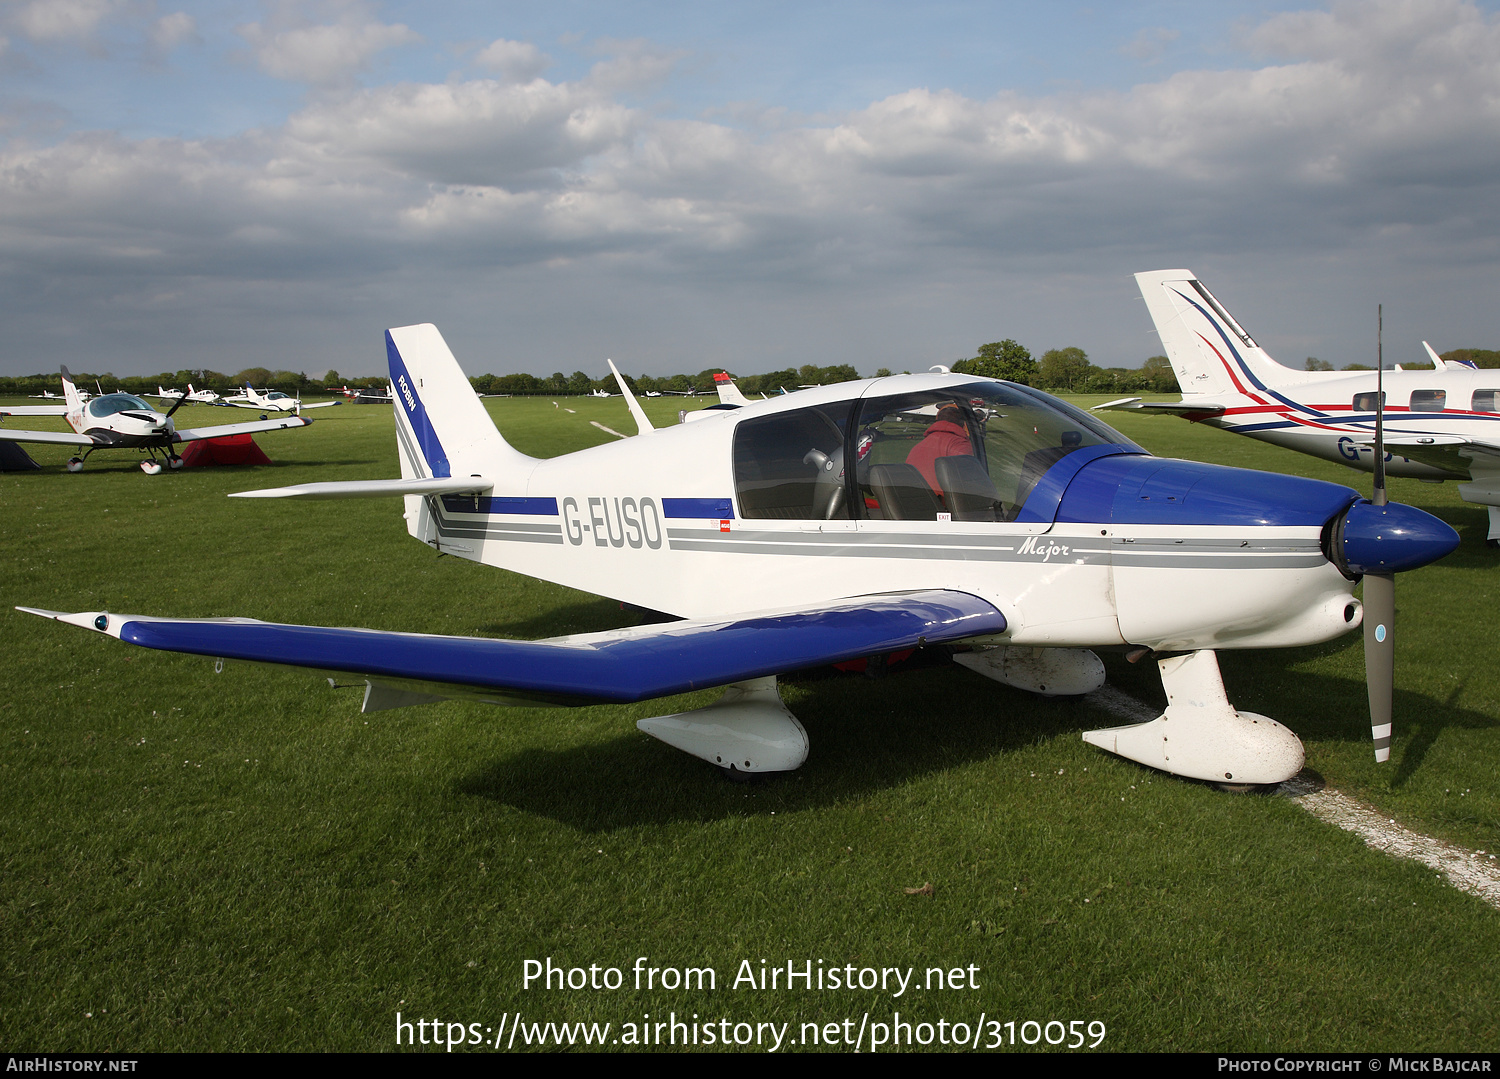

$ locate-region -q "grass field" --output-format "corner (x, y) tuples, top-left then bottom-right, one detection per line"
(1, 392), (1496, 1053)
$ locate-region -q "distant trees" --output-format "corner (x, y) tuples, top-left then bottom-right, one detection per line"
(1304, 357), (1333, 371)
(1038, 347), (1091, 392)
(953, 340), (1038, 385)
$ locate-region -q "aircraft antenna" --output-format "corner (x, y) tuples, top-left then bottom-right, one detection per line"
(1363, 302), (1395, 763)
(1373, 304), (1386, 506)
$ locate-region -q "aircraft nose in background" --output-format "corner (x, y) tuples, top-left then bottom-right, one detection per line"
(1339, 501), (1460, 575)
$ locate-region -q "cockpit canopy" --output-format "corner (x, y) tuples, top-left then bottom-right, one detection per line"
(732, 379), (1140, 522)
(85, 393), (155, 419)
(263, 391), (292, 402)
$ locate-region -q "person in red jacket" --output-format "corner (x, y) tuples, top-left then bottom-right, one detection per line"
(905, 403), (974, 496)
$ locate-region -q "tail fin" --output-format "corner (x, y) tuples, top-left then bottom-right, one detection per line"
(1135, 270), (1313, 399)
(713, 371), (749, 407)
(386, 324), (535, 480)
(59, 366), (84, 412)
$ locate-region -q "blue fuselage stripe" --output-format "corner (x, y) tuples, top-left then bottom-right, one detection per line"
(440, 495), (559, 515)
(662, 497), (736, 519)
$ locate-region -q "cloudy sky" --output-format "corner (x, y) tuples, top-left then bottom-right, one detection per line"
(2, 0), (1498, 379)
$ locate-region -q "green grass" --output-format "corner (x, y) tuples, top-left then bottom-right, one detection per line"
(1, 393), (1496, 1053)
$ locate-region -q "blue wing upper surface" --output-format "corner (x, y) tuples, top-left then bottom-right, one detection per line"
(21, 590), (1006, 707)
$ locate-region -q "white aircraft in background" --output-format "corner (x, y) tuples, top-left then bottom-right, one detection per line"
(223, 385), (342, 414)
(1100, 269), (1500, 547)
(149, 385), (222, 406)
(712, 371), (751, 407)
(26, 322), (1459, 784)
(0, 366), (312, 473)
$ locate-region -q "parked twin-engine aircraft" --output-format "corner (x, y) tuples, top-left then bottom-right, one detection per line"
(1100, 269), (1500, 546)
(223, 385), (342, 414)
(24, 324), (1462, 783)
(0, 366), (312, 473)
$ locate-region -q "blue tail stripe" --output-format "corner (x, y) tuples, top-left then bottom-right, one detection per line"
(386, 331), (451, 479)
(1168, 286), (1332, 420)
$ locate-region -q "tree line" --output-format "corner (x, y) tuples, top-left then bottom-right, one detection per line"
(1306, 348), (1500, 371)
(949, 340), (1179, 394)
(8, 343), (1491, 401)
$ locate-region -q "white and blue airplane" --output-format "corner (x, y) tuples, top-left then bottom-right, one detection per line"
(21, 324), (1459, 783)
(1101, 269), (1500, 546)
(0, 366), (312, 473)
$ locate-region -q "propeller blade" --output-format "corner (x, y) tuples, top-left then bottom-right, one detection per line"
(1366, 303), (1392, 762)
(1362, 572), (1395, 762)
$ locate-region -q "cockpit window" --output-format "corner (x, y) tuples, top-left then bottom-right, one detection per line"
(1409, 389), (1446, 412)
(733, 402), (854, 520)
(86, 393), (153, 418)
(852, 382), (1136, 522)
(265, 391), (291, 401)
(1474, 390), (1498, 413)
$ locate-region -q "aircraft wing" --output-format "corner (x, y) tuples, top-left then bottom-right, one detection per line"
(294, 400), (342, 409)
(172, 416), (314, 442)
(1357, 435), (1500, 478)
(228, 476), (493, 499)
(1092, 397), (1227, 417)
(0, 427), (99, 446)
(18, 590), (1007, 708)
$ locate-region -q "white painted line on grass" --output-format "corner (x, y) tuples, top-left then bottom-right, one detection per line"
(1279, 776), (1500, 910)
(590, 421), (627, 439)
(1085, 686), (1500, 911)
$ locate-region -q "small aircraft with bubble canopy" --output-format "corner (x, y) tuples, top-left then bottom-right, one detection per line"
(22, 321), (1460, 783)
(0, 366), (311, 474)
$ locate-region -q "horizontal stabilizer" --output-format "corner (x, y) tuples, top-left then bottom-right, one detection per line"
(1093, 397), (1226, 417)
(229, 476), (494, 499)
(18, 590), (1007, 707)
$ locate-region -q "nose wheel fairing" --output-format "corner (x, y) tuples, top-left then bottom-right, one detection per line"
(1082, 649), (1305, 784)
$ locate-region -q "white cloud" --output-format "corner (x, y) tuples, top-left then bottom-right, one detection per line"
(282, 78), (636, 187)
(584, 37), (685, 95)
(1122, 27), (1180, 64)
(2, 0), (1500, 375)
(10, 0), (122, 42)
(237, 7), (420, 85)
(149, 11), (198, 53)
(473, 38), (550, 83)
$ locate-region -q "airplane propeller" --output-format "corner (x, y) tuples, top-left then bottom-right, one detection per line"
(1321, 306), (1459, 762)
(1364, 305), (1394, 763)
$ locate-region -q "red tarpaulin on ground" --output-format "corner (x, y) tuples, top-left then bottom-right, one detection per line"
(180, 433), (271, 467)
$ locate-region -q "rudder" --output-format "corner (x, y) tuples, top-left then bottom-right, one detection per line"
(386, 324), (534, 481)
(1135, 270), (1311, 399)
